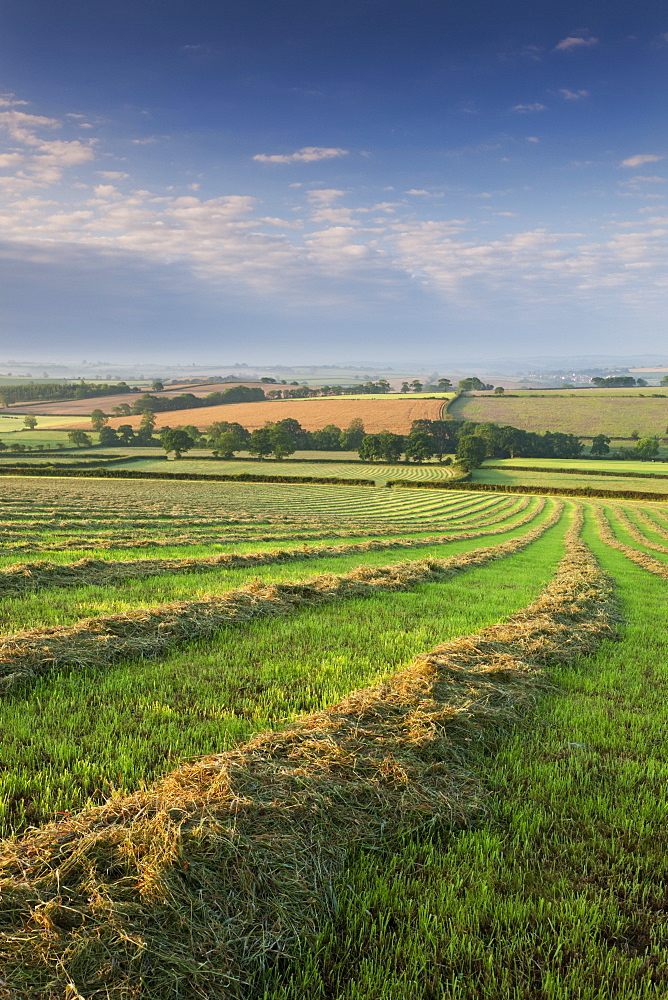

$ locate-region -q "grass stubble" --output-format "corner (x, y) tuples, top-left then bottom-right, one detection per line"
(0, 506), (622, 998)
(593, 506), (668, 579)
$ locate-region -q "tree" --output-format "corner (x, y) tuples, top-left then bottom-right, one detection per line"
(90, 409), (108, 431)
(0, 440), (6, 452)
(590, 435), (611, 457)
(591, 376), (636, 388)
(660, 376), (668, 387)
(437, 378), (452, 391)
(311, 424), (342, 451)
(456, 434), (487, 471)
(269, 423), (296, 460)
(117, 424), (136, 445)
(359, 432), (403, 462)
(401, 382), (410, 393)
(99, 425), (119, 446)
(634, 437), (659, 460)
(636, 378), (648, 387)
(68, 430), (92, 447)
(410, 380), (423, 393)
(458, 377), (493, 392)
(23, 415), (37, 430)
(340, 418), (365, 451)
(248, 428), (273, 460)
(111, 403), (132, 416)
(151, 379), (164, 392)
(260, 376), (277, 383)
(161, 428), (194, 459)
(494, 386), (505, 395)
(211, 430), (244, 459)
(404, 430), (433, 464)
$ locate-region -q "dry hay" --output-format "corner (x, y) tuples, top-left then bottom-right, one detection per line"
(0, 505), (620, 999)
(0, 501), (561, 693)
(0, 498), (542, 596)
(594, 506), (668, 579)
(615, 507), (668, 552)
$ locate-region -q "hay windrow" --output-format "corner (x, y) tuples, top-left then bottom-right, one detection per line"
(613, 506), (668, 553)
(0, 498), (540, 595)
(594, 505), (668, 579)
(0, 501), (560, 692)
(0, 503), (620, 999)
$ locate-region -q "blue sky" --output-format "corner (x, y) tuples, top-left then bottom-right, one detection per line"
(0, 0), (666, 363)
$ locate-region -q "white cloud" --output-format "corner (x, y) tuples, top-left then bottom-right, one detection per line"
(621, 154), (663, 168)
(93, 184), (121, 199)
(0, 93), (28, 107)
(253, 146), (348, 164)
(406, 189), (430, 196)
(525, 136), (540, 143)
(559, 88), (589, 100)
(510, 103), (547, 113)
(97, 171), (129, 180)
(554, 35), (598, 52)
(0, 153), (24, 168)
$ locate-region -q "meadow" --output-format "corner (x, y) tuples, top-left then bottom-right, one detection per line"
(472, 465), (668, 495)
(449, 390), (668, 438)
(0, 473), (666, 997)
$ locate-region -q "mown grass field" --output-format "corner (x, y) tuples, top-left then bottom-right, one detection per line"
(449, 390), (668, 438)
(0, 473), (666, 998)
(483, 456), (668, 476)
(472, 465), (668, 495)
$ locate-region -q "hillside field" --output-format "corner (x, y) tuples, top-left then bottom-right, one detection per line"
(46, 394), (448, 433)
(450, 390), (668, 438)
(0, 474), (666, 997)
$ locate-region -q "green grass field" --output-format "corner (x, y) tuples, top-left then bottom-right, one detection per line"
(483, 456), (668, 476)
(0, 474), (666, 998)
(449, 391), (668, 438)
(472, 465), (668, 495)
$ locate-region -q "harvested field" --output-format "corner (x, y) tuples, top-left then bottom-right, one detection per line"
(1, 472), (666, 999)
(6, 382), (269, 415)
(0, 497), (540, 595)
(0, 499), (561, 690)
(47, 395), (446, 433)
(0, 507), (620, 998)
(450, 391), (668, 437)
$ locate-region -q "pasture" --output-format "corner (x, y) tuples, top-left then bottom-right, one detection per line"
(450, 390), (668, 438)
(472, 465), (668, 495)
(0, 473), (666, 998)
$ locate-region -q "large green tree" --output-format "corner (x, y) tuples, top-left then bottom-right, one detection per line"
(404, 430), (433, 463)
(161, 428), (194, 459)
(248, 428), (273, 460)
(90, 409), (108, 431)
(634, 437), (659, 460)
(456, 434), (487, 471)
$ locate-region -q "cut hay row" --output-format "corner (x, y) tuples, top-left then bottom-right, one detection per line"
(594, 506), (668, 579)
(0, 504), (620, 999)
(633, 505), (668, 540)
(0, 499), (544, 595)
(0, 502), (562, 692)
(612, 506), (668, 554)
(0, 496), (530, 555)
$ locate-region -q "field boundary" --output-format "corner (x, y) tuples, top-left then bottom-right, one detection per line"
(483, 462), (668, 480)
(0, 466), (377, 487)
(388, 478), (668, 502)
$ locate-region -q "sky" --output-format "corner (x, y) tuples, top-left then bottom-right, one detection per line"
(0, 0), (666, 364)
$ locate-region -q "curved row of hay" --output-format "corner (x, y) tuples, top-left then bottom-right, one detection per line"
(613, 507), (668, 553)
(0, 501), (562, 693)
(0, 499), (543, 595)
(594, 506), (668, 579)
(0, 505), (620, 998)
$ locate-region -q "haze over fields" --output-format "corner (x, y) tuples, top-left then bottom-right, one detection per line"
(0, 1), (666, 363)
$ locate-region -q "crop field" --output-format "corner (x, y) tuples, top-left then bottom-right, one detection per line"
(449, 391), (668, 438)
(0, 474), (667, 998)
(8, 382), (270, 416)
(483, 456), (668, 476)
(110, 455), (458, 482)
(47, 394), (447, 433)
(471, 465), (668, 495)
